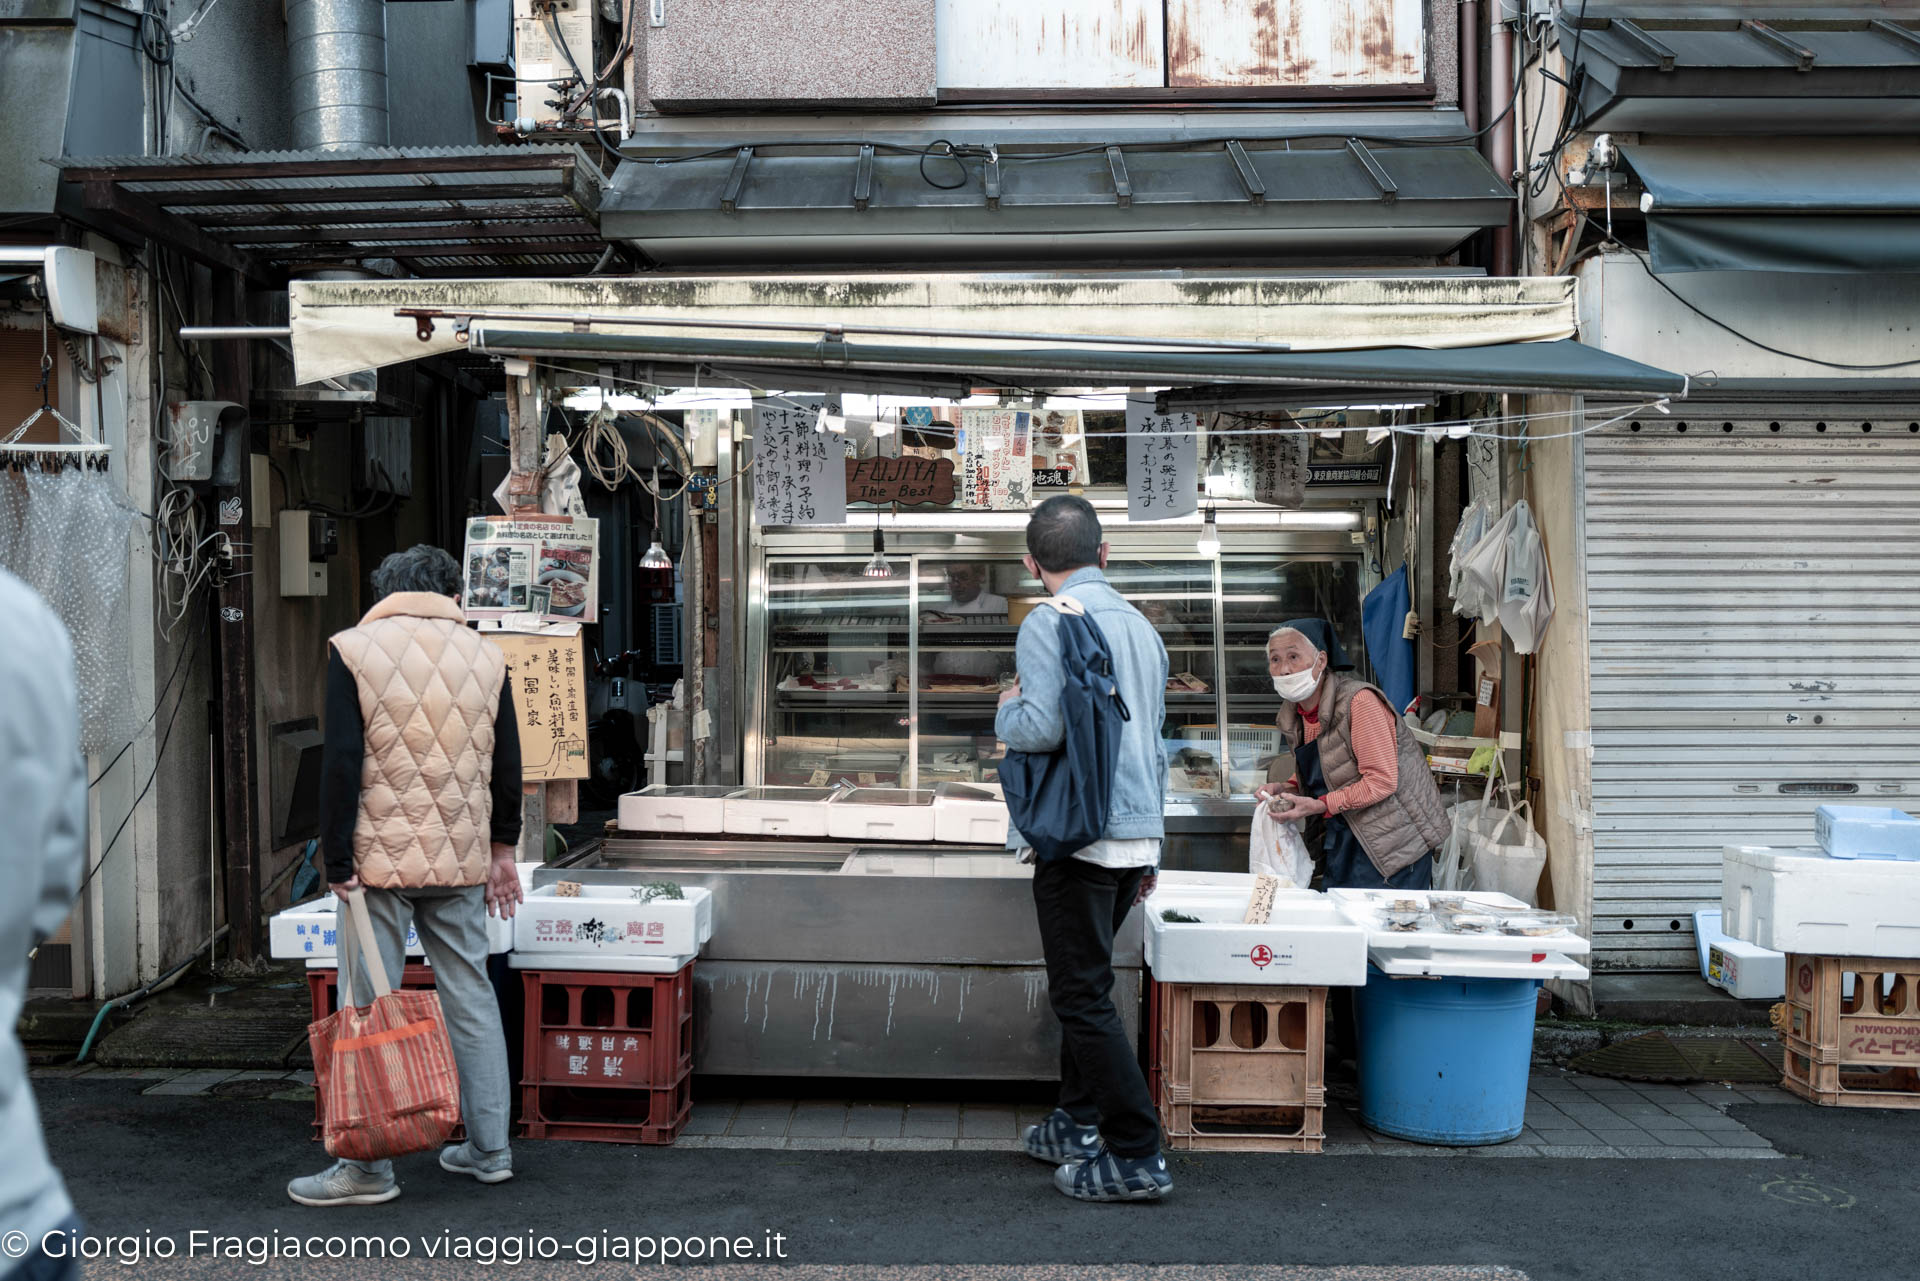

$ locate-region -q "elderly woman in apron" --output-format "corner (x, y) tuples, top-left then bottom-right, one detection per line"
(1254, 619), (1446, 891)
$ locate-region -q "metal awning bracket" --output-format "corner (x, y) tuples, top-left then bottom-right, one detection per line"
(1347, 139), (1398, 204)
(854, 145), (874, 211)
(1106, 147), (1132, 208)
(1609, 19), (1678, 71)
(721, 146), (754, 213)
(984, 151), (1002, 210)
(1742, 20), (1816, 70)
(1225, 141), (1267, 206)
(1869, 19), (1920, 56)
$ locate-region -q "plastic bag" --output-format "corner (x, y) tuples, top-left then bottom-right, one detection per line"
(1447, 498), (1493, 618)
(1456, 501), (1519, 627)
(1460, 773), (1548, 905)
(1496, 500), (1555, 654)
(1250, 804), (1315, 888)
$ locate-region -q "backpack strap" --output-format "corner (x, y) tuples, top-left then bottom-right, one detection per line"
(1035, 596), (1087, 617)
(1033, 595), (1129, 721)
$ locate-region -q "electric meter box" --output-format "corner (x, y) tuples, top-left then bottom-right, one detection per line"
(279, 510), (338, 597)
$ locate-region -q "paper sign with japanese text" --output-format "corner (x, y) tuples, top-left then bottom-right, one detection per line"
(492, 631), (590, 780)
(463, 515), (598, 621)
(1031, 407), (1089, 491)
(957, 408), (1033, 510)
(1125, 398), (1199, 521)
(751, 404), (847, 527)
(1206, 416), (1308, 508)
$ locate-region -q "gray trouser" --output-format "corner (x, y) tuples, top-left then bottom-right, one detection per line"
(340, 885), (512, 1167)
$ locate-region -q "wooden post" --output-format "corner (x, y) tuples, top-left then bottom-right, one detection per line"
(210, 268), (262, 962)
(506, 375), (549, 862)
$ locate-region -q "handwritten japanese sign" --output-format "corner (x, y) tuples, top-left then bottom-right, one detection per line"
(958, 409), (1033, 510)
(1125, 397), (1198, 521)
(492, 632), (590, 780)
(1207, 418), (1308, 508)
(751, 404), (847, 527)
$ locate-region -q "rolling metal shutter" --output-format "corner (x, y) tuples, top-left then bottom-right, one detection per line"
(1584, 404), (1920, 970)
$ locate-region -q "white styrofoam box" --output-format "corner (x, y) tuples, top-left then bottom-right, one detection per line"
(512, 884), (714, 958)
(1814, 805), (1920, 861)
(508, 950), (694, 973)
(1722, 844), (1920, 958)
(1328, 889), (1591, 959)
(1371, 951), (1589, 982)
(269, 865), (537, 961)
(1145, 874), (1368, 987)
(839, 851), (1031, 878)
(723, 787), (839, 838)
(1694, 909), (1786, 1000)
(826, 788), (937, 842)
(933, 782), (1009, 845)
(618, 785), (739, 834)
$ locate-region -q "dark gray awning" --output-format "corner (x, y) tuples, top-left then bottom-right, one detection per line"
(602, 142), (1511, 268)
(466, 327), (1688, 398)
(1561, 11), (1920, 133)
(1622, 140), (1920, 273)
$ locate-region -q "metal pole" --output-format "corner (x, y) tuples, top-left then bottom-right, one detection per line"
(507, 376), (549, 862)
(210, 269), (262, 964)
(1460, 0), (1482, 134)
(1486, 8), (1517, 277)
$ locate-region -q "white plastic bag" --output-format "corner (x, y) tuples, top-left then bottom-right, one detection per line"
(1495, 500), (1555, 654)
(1447, 498), (1493, 618)
(1456, 501), (1519, 626)
(1250, 805), (1315, 888)
(1461, 773), (1549, 905)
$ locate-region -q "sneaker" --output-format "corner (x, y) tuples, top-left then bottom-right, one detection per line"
(1053, 1147), (1172, 1202)
(1022, 1109), (1101, 1165)
(286, 1160), (400, 1207)
(439, 1142), (514, 1184)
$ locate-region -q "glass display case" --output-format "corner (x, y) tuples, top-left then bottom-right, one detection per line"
(755, 550), (1365, 801)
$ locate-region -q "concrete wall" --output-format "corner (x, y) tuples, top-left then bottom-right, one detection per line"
(645, 0), (936, 110)
(167, 0), (294, 152)
(389, 2), (495, 148)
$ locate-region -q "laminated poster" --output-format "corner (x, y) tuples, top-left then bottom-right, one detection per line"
(958, 408), (1034, 510)
(1031, 407), (1090, 493)
(1125, 397), (1199, 521)
(464, 514), (598, 621)
(493, 631), (590, 780)
(752, 403), (848, 527)
(1207, 416), (1309, 508)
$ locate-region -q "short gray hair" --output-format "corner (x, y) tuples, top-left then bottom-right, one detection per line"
(1267, 625), (1315, 648)
(1025, 495), (1103, 574)
(372, 544), (461, 599)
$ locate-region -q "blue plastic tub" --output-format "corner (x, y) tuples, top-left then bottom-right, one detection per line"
(1355, 966), (1541, 1145)
(1814, 805), (1920, 861)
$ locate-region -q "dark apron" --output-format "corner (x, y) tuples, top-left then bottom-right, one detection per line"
(1293, 734), (1433, 891)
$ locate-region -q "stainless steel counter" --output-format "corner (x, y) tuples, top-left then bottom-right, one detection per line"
(545, 838), (1148, 1081)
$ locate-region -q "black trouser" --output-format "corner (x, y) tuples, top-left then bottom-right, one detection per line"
(1031, 856), (1160, 1159)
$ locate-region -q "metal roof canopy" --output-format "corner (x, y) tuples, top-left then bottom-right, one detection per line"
(600, 140), (1512, 267)
(54, 146), (610, 284)
(1561, 10), (1920, 133)
(464, 328), (1687, 398)
(1622, 139), (1920, 273)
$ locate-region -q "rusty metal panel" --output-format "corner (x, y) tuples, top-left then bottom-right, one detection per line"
(1168, 0), (1425, 88)
(935, 0), (1164, 90)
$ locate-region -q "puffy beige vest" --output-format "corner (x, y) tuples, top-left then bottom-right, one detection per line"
(330, 592), (508, 889)
(1276, 673), (1449, 879)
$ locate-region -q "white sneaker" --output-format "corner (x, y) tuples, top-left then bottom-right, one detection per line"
(287, 1160), (400, 1207)
(439, 1142), (514, 1184)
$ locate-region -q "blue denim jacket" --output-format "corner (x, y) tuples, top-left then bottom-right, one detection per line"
(995, 566), (1169, 848)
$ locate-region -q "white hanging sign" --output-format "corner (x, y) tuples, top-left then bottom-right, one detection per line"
(1207, 418), (1308, 509)
(1126, 397), (1198, 521)
(751, 404), (847, 527)
(958, 408), (1033, 510)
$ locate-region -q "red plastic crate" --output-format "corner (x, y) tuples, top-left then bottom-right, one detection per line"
(306, 964), (465, 1142)
(515, 963), (695, 1145)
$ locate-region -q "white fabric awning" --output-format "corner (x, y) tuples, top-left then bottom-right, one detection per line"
(289, 273), (1580, 387)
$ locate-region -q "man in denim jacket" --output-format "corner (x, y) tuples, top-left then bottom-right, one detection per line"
(996, 496), (1172, 1202)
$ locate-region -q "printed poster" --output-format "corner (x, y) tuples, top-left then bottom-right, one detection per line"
(957, 408), (1033, 510)
(1125, 397), (1199, 521)
(493, 631), (590, 780)
(1031, 407), (1090, 492)
(464, 515), (599, 621)
(1207, 416), (1309, 508)
(752, 403), (847, 527)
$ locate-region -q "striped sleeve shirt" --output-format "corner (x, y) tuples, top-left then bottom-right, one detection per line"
(1294, 689), (1401, 816)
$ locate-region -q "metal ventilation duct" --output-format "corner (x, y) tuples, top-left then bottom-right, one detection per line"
(288, 0), (390, 151)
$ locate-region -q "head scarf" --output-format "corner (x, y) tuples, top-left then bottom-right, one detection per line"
(1272, 618), (1354, 672)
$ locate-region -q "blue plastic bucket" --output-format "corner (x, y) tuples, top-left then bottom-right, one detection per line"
(1355, 965), (1540, 1145)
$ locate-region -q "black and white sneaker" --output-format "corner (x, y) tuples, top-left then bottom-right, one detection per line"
(1053, 1147), (1172, 1202)
(1022, 1108), (1101, 1165)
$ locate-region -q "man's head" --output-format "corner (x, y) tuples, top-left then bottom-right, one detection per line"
(944, 562), (988, 606)
(1023, 495), (1107, 590)
(372, 545), (462, 601)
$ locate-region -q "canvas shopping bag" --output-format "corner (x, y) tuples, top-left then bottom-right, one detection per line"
(308, 889), (461, 1161)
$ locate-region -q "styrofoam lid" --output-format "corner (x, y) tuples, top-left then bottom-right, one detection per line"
(1370, 951), (1589, 981)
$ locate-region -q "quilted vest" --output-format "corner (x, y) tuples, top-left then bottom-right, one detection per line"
(1276, 672), (1448, 879)
(329, 592), (508, 890)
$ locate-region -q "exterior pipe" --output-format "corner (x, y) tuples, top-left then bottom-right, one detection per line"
(1460, 0), (1482, 134)
(1485, 9), (1517, 276)
(288, 0), (390, 152)
(179, 327), (293, 341)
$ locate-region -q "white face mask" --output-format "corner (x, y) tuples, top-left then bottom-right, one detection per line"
(1272, 664), (1322, 703)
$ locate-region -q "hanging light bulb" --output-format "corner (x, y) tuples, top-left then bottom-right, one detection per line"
(640, 462), (674, 569)
(862, 526), (893, 578)
(1195, 505), (1221, 558)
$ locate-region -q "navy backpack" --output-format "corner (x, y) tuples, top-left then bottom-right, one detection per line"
(999, 597), (1132, 863)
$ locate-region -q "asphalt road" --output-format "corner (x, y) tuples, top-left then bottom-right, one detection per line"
(30, 1077), (1920, 1281)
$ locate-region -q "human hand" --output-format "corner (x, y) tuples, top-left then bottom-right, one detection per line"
(1268, 792), (1328, 823)
(329, 875), (360, 897)
(485, 849), (524, 919)
(1134, 872), (1158, 906)
(997, 679), (1022, 708)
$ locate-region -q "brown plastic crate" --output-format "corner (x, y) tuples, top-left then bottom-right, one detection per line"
(1780, 954), (1920, 1109)
(1154, 980), (1326, 1152)
(518, 963), (694, 1091)
(519, 1076), (692, 1145)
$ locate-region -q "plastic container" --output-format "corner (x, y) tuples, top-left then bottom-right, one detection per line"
(1722, 845), (1920, 958)
(1144, 875), (1368, 987)
(1499, 911), (1580, 938)
(1814, 805), (1920, 861)
(617, 785), (738, 834)
(722, 786), (839, 837)
(1355, 965), (1541, 1144)
(933, 782), (1009, 845)
(1692, 909), (1785, 1000)
(825, 788), (937, 842)
(512, 884), (714, 961)
(271, 871), (531, 960)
